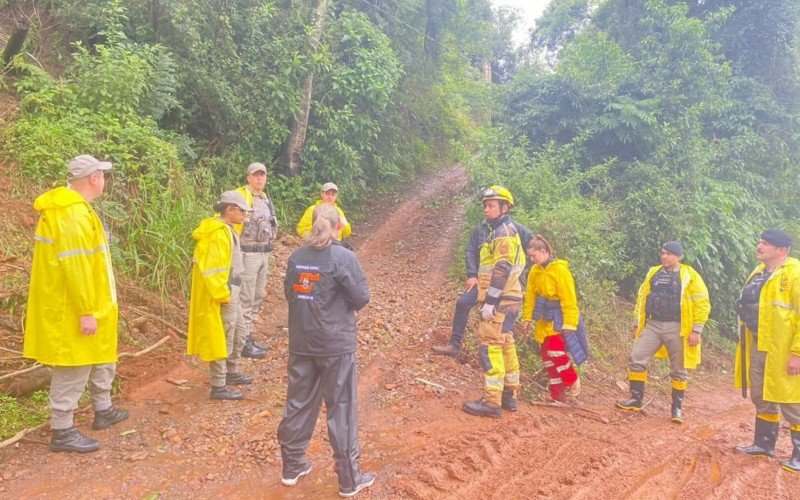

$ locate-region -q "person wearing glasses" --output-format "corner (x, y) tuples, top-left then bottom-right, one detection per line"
(187, 191), (254, 400)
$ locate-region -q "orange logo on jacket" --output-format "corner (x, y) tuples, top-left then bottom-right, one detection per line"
(293, 272), (320, 294)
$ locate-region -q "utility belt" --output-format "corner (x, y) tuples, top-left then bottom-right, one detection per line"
(241, 243), (273, 253)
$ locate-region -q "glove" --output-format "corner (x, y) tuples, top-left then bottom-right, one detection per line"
(480, 303), (496, 321)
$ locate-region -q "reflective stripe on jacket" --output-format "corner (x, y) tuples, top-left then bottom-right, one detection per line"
(522, 259), (579, 344)
(734, 257), (800, 402)
(23, 187), (119, 366)
(187, 217), (234, 362)
(296, 200), (351, 240)
(635, 263), (710, 369)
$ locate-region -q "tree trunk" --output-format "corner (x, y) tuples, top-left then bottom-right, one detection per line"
(280, 0), (330, 177)
(3, 20), (30, 67)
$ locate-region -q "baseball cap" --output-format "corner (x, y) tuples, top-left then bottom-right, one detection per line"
(218, 191), (253, 212)
(321, 182), (339, 192)
(662, 241), (684, 257)
(247, 162), (267, 175)
(761, 229), (794, 248)
(67, 155), (112, 180)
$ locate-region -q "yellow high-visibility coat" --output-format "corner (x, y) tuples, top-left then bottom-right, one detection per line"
(634, 264), (711, 369)
(476, 216), (524, 305)
(521, 259), (579, 344)
(734, 257), (800, 403)
(187, 217), (233, 362)
(23, 187), (118, 366)
(296, 200), (351, 240)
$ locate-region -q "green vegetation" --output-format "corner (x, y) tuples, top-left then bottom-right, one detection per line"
(0, 390), (49, 440)
(0, 0), (510, 294)
(477, 0), (800, 331)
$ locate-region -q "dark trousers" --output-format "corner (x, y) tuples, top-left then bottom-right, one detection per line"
(448, 286), (479, 347)
(277, 352), (360, 480)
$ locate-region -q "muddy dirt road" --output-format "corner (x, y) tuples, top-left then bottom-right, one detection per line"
(1, 166), (799, 498)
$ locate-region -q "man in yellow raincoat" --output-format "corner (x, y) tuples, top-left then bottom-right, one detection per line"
(734, 229), (800, 473)
(187, 191), (253, 400)
(24, 155), (128, 453)
(617, 241), (710, 423)
(462, 186), (524, 418)
(296, 182), (351, 244)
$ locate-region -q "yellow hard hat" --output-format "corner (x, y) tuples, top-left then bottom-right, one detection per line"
(481, 185), (514, 206)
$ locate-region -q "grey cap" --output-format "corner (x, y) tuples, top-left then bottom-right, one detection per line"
(321, 182), (339, 192)
(247, 162), (267, 174)
(662, 241), (684, 257)
(67, 155), (112, 180)
(218, 191), (253, 212)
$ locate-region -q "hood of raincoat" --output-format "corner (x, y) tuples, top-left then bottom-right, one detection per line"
(192, 217), (229, 241)
(33, 186), (87, 212)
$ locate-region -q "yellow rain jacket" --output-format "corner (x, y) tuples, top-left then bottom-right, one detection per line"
(634, 264), (711, 369)
(476, 215), (524, 305)
(23, 187), (118, 366)
(296, 200), (351, 240)
(734, 257), (800, 403)
(186, 217), (233, 362)
(521, 259), (579, 344)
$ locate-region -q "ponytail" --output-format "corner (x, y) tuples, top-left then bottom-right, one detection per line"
(305, 204), (340, 249)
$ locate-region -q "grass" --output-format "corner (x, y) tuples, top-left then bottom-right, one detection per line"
(0, 390), (50, 441)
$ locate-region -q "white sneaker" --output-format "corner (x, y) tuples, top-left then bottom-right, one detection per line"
(281, 463), (312, 486)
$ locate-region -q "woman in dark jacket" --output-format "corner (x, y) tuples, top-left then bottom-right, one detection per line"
(277, 203), (375, 497)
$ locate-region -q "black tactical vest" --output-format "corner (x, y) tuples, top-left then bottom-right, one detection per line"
(646, 268), (681, 322)
(737, 270), (772, 334)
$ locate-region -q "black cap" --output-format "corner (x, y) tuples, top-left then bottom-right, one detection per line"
(761, 229), (794, 248)
(662, 241), (683, 257)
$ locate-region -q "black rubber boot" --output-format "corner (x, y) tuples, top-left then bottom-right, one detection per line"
(463, 398), (503, 418)
(501, 390), (518, 412)
(226, 372), (254, 385)
(50, 427), (100, 453)
(670, 389), (684, 424)
(241, 336), (268, 359)
(735, 416), (779, 458)
(781, 430), (800, 473)
(336, 459), (376, 497)
(248, 335), (268, 351)
(210, 385), (243, 400)
(431, 343), (460, 359)
(92, 405), (129, 430)
(616, 380), (645, 411)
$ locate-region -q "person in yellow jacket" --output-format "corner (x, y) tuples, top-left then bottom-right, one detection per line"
(733, 229), (800, 473)
(187, 191), (254, 400)
(24, 155), (128, 454)
(233, 162), (275, 360)
(296, 182), (351, 244)
(521, 235), (582, 402)
(617, 241), (710, 423)
(462, 186), (524, 418)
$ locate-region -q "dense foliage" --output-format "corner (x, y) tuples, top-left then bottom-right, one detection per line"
(488, 0), (800, 327)
(1, 0), (511, 293)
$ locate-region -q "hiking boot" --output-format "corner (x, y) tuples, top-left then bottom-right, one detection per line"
(210, 385), (243, 400)
(735, 416), (779, 458)
(50, 427), (100, 453)
(339, 472), (376, 497)
(281, 462), (313, 486)
(501, 390), (518, 412)
(566, 378), (582, 398)
(431, 343), (460, 359)
(226, 372), (254, 385)
(670, 389), (684, 424)
(247, 335), (268, 351)
(616, 380), (644, 411)
(781, 430), (800, 473)
(241, 337), (268, 359)
(463, 398), (503, 418)
(92, 405), (129, 430)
